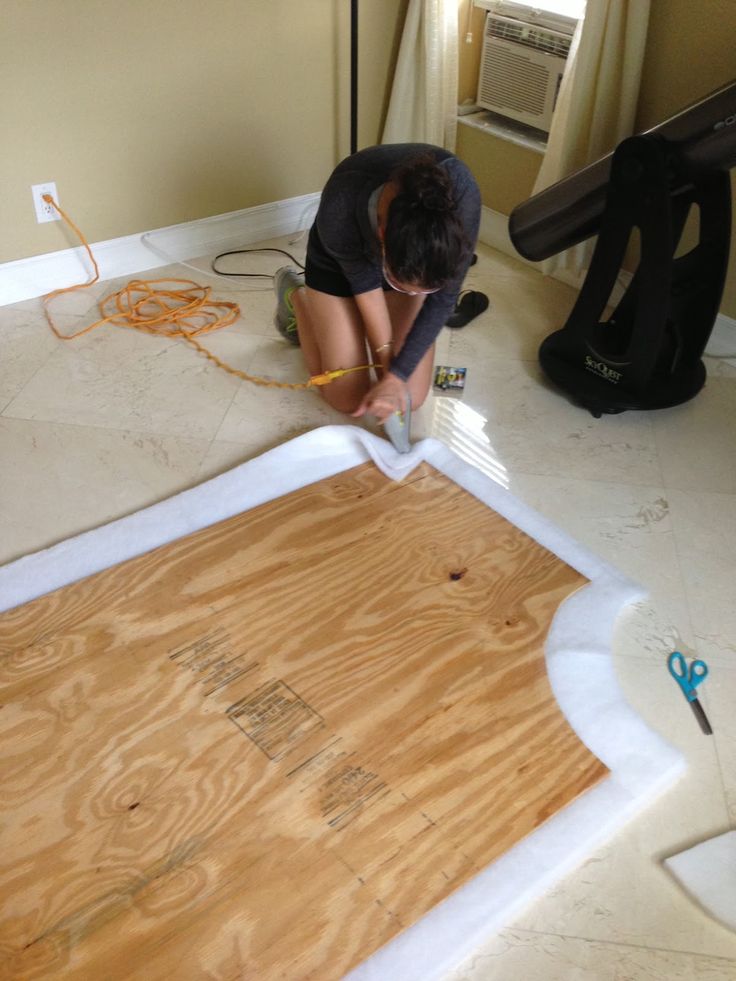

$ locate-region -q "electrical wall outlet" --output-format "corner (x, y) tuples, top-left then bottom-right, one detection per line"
(31, 182), (60, 223)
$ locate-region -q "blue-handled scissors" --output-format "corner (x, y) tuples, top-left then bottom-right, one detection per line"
(668, 651), (712, 735)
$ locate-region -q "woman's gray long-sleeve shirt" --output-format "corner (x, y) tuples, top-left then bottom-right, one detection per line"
(310, 144), (481, 381)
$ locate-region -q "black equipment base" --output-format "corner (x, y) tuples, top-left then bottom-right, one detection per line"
(537, 133), (731, 417)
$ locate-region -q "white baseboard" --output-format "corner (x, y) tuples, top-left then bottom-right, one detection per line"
(706, 313), (736, 364)
(478, 205), (585, 287)
(0, 193), (321, 307)
(479, 206), (533, 266)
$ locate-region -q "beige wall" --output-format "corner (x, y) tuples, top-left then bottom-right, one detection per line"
(456, 0), (542, 212)
(5, 0), (735, 314)
(458, 0), (485, 106)
(456, 124), (542, 217)
(1, 0), (408, 264)
(637, 0), (736, 317)
(456, 0), (736, 316)
(636, 0), (735, 131)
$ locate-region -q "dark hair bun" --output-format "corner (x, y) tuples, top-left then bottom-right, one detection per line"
(384, 151), (470, 289)
(396, 154), (455, 213)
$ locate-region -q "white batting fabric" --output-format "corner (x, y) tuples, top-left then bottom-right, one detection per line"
(0, 426), (685, 979)
(665, 832), (736, 934)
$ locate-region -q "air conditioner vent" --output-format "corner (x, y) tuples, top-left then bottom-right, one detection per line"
(487, 14), (572, 59)
(480, 47), (549, 117)
(475, 11), (571, 133)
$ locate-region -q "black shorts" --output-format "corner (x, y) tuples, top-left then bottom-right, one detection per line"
(305, 224), (389, 297)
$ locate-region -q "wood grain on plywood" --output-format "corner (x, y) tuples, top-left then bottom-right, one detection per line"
(0, 463), (605, 980)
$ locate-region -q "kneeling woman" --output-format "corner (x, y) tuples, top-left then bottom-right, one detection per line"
(274, 144), (481, 423)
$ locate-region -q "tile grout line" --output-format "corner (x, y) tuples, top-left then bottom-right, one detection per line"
(701, 661), (736, 832)
(206, 333), (270, 447)
(0, 412), (214, 449)
(0, 322), (67, 419)
(503, 924), (736, 964)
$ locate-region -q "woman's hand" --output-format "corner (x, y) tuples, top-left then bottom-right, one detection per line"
(351, 373), (407, 423)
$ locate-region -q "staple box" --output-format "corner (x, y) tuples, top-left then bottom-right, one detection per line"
(434, 365), (467, 395)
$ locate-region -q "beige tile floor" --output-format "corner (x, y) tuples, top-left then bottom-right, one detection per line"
(2, 238), (736, 979)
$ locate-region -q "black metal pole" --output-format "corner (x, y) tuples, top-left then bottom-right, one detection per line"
(350, 0), (358, 154)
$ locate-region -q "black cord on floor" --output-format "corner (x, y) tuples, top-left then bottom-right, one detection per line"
(211, 248), (305, 279)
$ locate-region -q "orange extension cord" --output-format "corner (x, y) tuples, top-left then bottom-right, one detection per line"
(41, 195), (376, 390)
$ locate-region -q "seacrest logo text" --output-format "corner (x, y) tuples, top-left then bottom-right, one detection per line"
(584, 355), (622, 384)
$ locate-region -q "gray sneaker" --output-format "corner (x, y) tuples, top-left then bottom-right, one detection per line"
(273, 266), (304, 345)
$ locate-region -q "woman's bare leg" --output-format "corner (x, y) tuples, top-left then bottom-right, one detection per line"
(290, 287), (372, 414)
(289, 286), (435, 415)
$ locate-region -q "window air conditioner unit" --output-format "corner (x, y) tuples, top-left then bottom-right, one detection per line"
(476, 5), (575, 134)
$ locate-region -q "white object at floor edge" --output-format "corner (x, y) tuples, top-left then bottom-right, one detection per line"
(665, 831), (736, 934)
(0, 425), (685, 980)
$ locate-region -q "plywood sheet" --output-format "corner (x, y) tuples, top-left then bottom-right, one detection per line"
(0, 462), (605, 980)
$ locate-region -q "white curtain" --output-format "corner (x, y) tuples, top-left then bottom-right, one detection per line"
(534, 0), (651, 278)
(382, 0), (458, 150)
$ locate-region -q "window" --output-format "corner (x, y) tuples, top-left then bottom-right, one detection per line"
(511, 0), (585, 16)
(461, 0), (585, 142)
